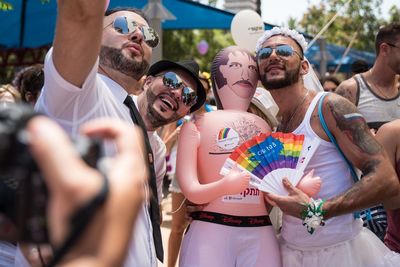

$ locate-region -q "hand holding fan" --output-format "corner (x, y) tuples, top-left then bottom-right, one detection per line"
(220, 132), (320, 195)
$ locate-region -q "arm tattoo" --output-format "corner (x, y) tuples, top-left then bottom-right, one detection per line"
(327, 98), (382, 156)
(335, 86), (354, 103)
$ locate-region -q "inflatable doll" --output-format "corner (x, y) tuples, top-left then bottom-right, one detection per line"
(176, 46), (319, 267)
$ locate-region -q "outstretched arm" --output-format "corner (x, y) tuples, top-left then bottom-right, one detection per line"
(176, 121), (250, 204)
(53, 0), (106, 87)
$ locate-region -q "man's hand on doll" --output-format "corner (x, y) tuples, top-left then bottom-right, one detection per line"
(265, 178), (311, 219)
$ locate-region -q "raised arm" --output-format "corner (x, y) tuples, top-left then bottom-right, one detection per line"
(53, 0), (106, 87)
(321, 94), (400, 218)
(176, 121), (250, 204)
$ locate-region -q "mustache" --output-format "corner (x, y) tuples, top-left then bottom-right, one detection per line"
(233, 80), (254, 87)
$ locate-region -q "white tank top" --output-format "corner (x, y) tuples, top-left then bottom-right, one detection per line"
(355, 74), (400, 130)
(281, 92), (363, 248)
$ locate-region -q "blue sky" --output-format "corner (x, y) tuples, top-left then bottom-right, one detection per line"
(212, 0), (398, 25)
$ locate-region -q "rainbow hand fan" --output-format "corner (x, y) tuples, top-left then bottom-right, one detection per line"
(220, 132), (320, 195)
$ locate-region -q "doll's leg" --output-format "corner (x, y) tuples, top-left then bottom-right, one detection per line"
(179, 221), (235, 267)
(235, 226), (282, 267)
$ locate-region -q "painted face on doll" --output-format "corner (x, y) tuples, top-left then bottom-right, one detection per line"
(211, 46), (259, 111)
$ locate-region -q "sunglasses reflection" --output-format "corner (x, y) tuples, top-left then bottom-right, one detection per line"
(112, 16), (159, 48)
(160, 72), (197, 107)
(257, 44), (302, 61)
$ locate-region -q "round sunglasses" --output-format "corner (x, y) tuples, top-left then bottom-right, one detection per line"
(257, 44), (303, 61)
(105, 16), (159, 48)
(159, 72), (197, 107)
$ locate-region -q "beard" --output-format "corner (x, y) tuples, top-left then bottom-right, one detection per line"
(260, 65), (301, 90)
(99, 46), (149, 80)
(144, 89), (182, 129)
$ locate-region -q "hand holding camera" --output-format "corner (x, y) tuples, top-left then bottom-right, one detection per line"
(0, 103), (148, 266)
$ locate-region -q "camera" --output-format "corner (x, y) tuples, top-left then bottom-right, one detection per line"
(0, 103), (101, 243)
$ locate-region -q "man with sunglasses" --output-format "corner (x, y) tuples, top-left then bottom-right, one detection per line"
(336, 23), (400, 132)
(34, 1), (205, 266)
(255, 27), (400, 267)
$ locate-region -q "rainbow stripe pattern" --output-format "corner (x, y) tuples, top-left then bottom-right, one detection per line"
(228, 132), (304, 180)
(219, 132), (306, 195)
(218, 128), (231, 140)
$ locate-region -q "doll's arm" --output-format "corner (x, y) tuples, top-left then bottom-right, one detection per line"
(296, 169), (321, 197)
(176, 121), (250, 204)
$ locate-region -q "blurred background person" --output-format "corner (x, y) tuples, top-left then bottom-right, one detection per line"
(12, 64), (44, 106)
(376, 120), (400, 253)
(0, 84), (21, 103)
(322, 75), (340, 92)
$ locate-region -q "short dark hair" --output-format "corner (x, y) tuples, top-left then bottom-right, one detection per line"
(105, 7), (148, 24)
(323, 75), (340, 86)
(351, 59), (369, 74)
(12, 64), (44, 102)
(375, 23), (400, 55)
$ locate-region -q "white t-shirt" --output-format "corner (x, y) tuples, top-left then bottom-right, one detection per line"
(35, 48), (164, 267)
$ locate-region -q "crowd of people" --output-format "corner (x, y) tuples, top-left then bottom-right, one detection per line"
(0, 0), (400, 266)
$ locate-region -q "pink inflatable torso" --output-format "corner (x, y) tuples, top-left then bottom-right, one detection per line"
(178, 110), (271, 216)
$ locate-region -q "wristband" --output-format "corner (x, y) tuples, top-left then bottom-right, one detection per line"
(300, 198), (326, 234)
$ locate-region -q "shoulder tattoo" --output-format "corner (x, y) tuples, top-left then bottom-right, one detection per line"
(326, 97), (381, 155)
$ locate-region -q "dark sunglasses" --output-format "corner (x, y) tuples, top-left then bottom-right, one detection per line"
(257, 44), (302, 61)
(106, 16), (159, 48)
(160, 72), (198, 107)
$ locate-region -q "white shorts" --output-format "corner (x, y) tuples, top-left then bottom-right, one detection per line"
(179, 220), (282, 267)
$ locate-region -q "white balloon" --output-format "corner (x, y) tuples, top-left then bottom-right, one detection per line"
(230, 10), (265, 52)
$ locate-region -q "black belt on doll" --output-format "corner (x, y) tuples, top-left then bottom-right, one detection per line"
(191, 211), (272, 227)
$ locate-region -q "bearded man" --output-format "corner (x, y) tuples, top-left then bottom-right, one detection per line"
(256, 27), (400, 267)
(34, 3), (205, 267)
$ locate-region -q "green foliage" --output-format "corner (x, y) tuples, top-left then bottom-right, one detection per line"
(163, 29), (234, 72)
(0, 0), (50, 11)
(0, 0), (12, 11)
(388, 5), (400, 24)
(298, 0), (388, 52)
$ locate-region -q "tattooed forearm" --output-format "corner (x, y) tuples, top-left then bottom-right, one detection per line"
(361, 159), (380, 176)
(327, 98), (382, 155)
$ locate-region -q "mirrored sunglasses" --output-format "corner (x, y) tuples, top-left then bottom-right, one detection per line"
(161, 72), (198, 107)
(111, 16), (159, 48)
(257, 44), (302, 61)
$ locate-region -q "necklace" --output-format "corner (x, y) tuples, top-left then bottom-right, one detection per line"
(278, 90), (309, 132)
(367, 70), (398, 99)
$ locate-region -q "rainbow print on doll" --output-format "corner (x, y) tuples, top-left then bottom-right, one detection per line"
(216, 127), (240, 150)
(220, 132), (320, 195)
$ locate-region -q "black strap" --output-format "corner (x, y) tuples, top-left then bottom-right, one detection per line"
(123, 96), (164, 262)
(48, 175), (109, 267)
(191, 211), (272, 227)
